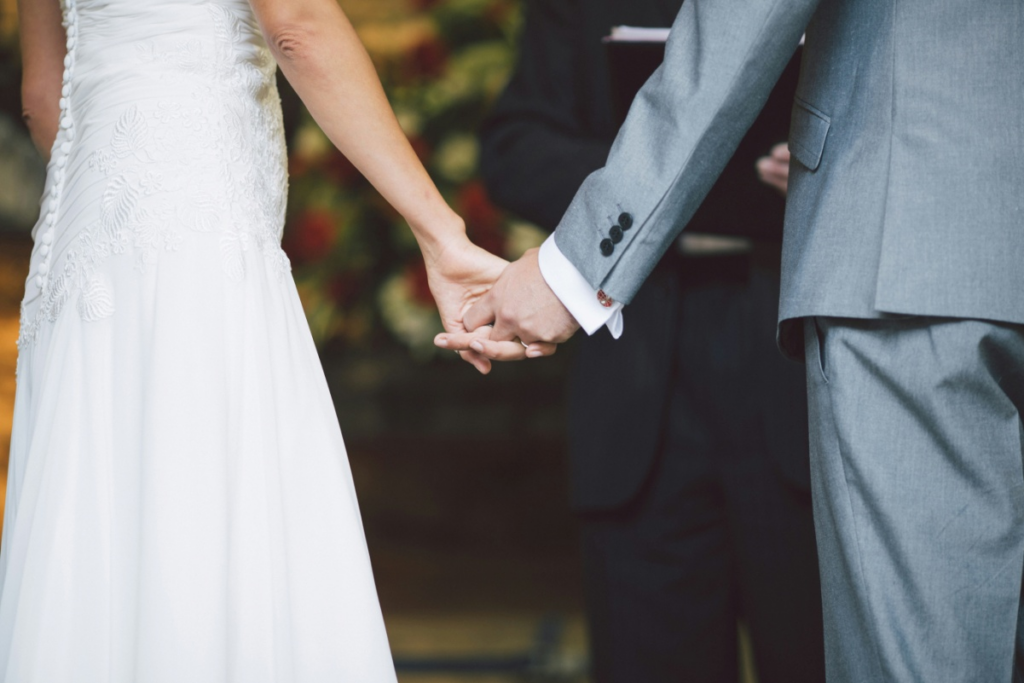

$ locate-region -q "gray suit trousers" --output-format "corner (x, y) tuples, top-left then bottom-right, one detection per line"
(804, 317), (1024, 682)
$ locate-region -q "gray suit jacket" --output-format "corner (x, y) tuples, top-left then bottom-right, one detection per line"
(553, 0), (1024, 357)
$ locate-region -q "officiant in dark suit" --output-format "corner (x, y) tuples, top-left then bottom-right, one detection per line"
(479, 1), (824, 681)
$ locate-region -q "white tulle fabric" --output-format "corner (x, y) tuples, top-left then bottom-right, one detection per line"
(1, 0), (397, 680)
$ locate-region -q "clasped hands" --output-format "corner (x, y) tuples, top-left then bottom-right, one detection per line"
(427, 143), (793, 373)
(430, 243), (579, 375)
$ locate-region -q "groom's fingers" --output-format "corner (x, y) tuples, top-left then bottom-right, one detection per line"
(489, 315), (517, 344)
(440, 333), (529, 361)
(437, 331), (527, 361)
(467, 338), (530, 361)
(436, 332), (557, 361)
(467, 338), (559, 361)
(524, 342), (557, 359)
(463, 294), (496, 333)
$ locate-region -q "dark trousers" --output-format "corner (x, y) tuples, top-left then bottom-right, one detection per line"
(580, 258), (825, 683)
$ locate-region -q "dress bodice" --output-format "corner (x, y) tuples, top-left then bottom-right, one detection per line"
(71, 0), (275, 88)
(18, 0), (290, 350)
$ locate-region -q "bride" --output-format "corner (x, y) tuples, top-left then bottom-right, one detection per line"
(8, 0), (551, 679)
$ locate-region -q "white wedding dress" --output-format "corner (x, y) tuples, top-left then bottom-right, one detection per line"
(1, 0), (398, 680)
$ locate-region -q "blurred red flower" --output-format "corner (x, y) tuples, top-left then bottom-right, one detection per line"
(458, 181), (505, 256)
(405, 260), (437, 308)
(322, 149), (362, 187)
(484, 0), (516, 26)
(411, 0), (443, 12)
(408, 135), (432, 165)
(404, 36), (449, 81)
(283, 209), (338, 266)
(288, 154), (311, 179)
(327, 272), (362, 308)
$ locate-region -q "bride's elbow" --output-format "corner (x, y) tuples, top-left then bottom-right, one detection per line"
(266, 22), (318, 64)
(21, 85), (58, 157)
(21, 83), (53, 124)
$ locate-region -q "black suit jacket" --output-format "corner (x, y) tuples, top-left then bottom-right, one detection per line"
(480, 0), (800, 511)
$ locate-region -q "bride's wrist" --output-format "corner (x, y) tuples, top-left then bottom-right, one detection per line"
(412, 211), (468, 267)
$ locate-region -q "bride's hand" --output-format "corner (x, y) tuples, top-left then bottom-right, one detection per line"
(425, 237), (556, 374)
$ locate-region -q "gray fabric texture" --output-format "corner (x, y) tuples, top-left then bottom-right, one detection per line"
(804, 317), (1024, 682)
(553, 0), (1024, 357)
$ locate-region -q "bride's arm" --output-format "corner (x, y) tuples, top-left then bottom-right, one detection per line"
(18, 0), (66, 159)
(248, 0), (554, 370)
(249, 0), (465, 266)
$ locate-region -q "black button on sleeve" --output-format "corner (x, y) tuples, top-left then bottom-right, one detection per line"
(600, 238), (614, 256)
(618, 212), (633, 230)
(609, 225), (623, 244)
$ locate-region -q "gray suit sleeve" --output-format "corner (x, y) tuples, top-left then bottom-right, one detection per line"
(553, 0), (819, 303)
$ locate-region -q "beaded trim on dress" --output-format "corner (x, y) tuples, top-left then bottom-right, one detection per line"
(15, 0), (79, 354)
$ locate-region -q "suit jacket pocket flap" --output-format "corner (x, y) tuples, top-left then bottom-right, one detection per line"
(789, 99), (831, 171)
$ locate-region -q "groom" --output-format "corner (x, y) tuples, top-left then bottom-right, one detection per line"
(440, 0), (1024, 680)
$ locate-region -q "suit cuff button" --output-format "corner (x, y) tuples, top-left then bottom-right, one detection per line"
(618, 212), (633, 230)
(600, 238), (614, 256)
(609, 225), (623, 244)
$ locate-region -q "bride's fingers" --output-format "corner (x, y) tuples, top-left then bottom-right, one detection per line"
(458, 349), (492, 375)
(435, 331), (481, 351)
(435, 332), (495, 373)
(524, 342), (558, 359)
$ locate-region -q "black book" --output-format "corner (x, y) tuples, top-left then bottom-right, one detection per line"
(605, 27), (802, 242)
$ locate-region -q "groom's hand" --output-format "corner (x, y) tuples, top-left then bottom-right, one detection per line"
(461, 248), (580, 358)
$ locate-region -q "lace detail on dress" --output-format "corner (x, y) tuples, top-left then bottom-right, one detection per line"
(17, 3), (290, 351)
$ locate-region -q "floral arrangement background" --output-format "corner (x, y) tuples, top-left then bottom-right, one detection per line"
(285, 0), (544, 357)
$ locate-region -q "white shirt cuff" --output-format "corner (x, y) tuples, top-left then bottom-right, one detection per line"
(538, 235), (624, 338)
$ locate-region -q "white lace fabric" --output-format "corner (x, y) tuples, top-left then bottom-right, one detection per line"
(2, 1), (397, 680)
(18, 1), (292, 351)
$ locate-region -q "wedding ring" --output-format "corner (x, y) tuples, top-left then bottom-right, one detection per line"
(519, 340), (529, 349)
